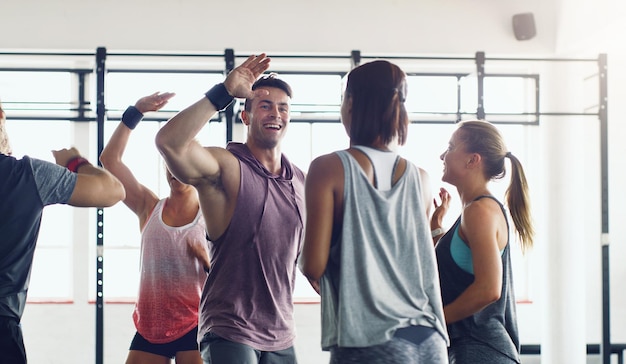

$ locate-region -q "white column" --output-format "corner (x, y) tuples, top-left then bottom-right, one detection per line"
(72, 121), (94, 305)
(540, 63), (590, 363)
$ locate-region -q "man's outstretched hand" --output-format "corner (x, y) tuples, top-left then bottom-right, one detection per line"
(224, 54), (271, 99)
(134, 92), (176, 114)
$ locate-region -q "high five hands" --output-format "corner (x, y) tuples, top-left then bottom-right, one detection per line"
(134, 92), (176, 114)
(224, 54), (271, 99)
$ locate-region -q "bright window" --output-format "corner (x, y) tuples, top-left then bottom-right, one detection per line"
(0, 71), (74, 118)
(1, 60), (537, 304)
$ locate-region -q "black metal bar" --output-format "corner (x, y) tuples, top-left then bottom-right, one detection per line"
(77, 72), (87, 121)
(487, 56), (598, 62)
(224, 49), (236, 143)
(248, 70), (348, 77)
(598, 53), (610, 364)
(0, 51), (94, 57)
(351, 50), (361, 68)
(0, 67), (93, 73)
(3, 110), (596, 124)
(406, 72), (470, 78)
(483, 73), (538, 78)
(259, 54), (352, 60)
(5, 116), (97, 122)
(476, 51), (485, 120)
(94, 46), (106, 364)
(108, 69), (225, 74)
(284, 118), (540, 126)
(486, 112), (595, 116)
(602, 246), (611, 364)
(361, 55), (475, 61)
(106, 52), (224, 58)
(0, 50), (598, 63)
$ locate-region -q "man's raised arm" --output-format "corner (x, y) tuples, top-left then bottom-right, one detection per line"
(155, 54), (270, 186)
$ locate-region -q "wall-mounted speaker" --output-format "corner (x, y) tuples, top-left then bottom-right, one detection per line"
(512, 13), (536, 41)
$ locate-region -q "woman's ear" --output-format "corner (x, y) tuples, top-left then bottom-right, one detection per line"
(467, 153), (481, 168)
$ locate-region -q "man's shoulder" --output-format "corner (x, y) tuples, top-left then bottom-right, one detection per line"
(291, 162), (305, 178)
(0, 154), (35, 174)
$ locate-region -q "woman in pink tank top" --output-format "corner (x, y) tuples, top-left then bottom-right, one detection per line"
(101, 92), (210, 364)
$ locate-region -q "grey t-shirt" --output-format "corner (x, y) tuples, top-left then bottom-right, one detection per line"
(0, 155), (76, 319)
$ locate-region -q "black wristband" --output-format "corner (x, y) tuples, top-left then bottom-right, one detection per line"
(205, 83), (234, 111)
(121, 106), (143, 130)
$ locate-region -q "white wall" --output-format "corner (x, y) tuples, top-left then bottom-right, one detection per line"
(4, 0), (626, 363)
(2, 0), (556, 55)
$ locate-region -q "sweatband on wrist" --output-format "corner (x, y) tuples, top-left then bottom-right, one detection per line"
(205, 83), (234, 111)
(66, 156), (92, 173)
(121, 106), (143, 130)
(431, 228), (444, 238)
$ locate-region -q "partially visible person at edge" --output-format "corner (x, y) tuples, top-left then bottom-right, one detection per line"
(431, 120), (534, 364)
(100, 92), (209, 364)
(155, 54), (305, 364)
(299, 60), (449, 364)
(0, 99), (125, 364)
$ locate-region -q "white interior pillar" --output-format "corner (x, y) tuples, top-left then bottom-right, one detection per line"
(540, 63), (588, 363)
(72, 121), (94, 305)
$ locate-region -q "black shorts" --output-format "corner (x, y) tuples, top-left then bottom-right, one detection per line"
(129, 326), (199, 359)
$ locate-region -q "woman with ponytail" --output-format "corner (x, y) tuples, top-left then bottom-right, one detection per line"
(432, 120), (534, 363)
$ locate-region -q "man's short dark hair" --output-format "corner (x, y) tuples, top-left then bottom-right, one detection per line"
(244, 74), (292, 112)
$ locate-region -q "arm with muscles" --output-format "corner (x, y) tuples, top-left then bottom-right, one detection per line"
(442, 200), (504, 324)
(299, 154), (343, 294)
(431, 187), (452, 244)
(155, 54), (271, 187)
(100, 92), (175, 228)
(52, 147), (125, 207)
(155, 54), (270, 239)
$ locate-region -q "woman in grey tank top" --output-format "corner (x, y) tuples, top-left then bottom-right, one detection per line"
(300, 60), (449, 363)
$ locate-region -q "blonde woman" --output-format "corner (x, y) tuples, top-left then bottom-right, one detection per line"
(432, 120), (534, 363)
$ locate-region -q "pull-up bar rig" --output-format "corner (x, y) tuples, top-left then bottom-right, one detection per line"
(0, 48), (609, 364)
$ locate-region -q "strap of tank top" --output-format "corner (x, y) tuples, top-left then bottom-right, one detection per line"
(472, 195), (510, 245)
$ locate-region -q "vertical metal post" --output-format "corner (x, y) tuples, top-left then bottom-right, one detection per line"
(475, 51), (485, 120)
(94, 46), (106, 364)
(351, 50), (361, 68)
(598, 53), (610, 364)
(77, 71), (87, 121)
(456, 75), (462, 123)
(224, 48), (235, 142)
